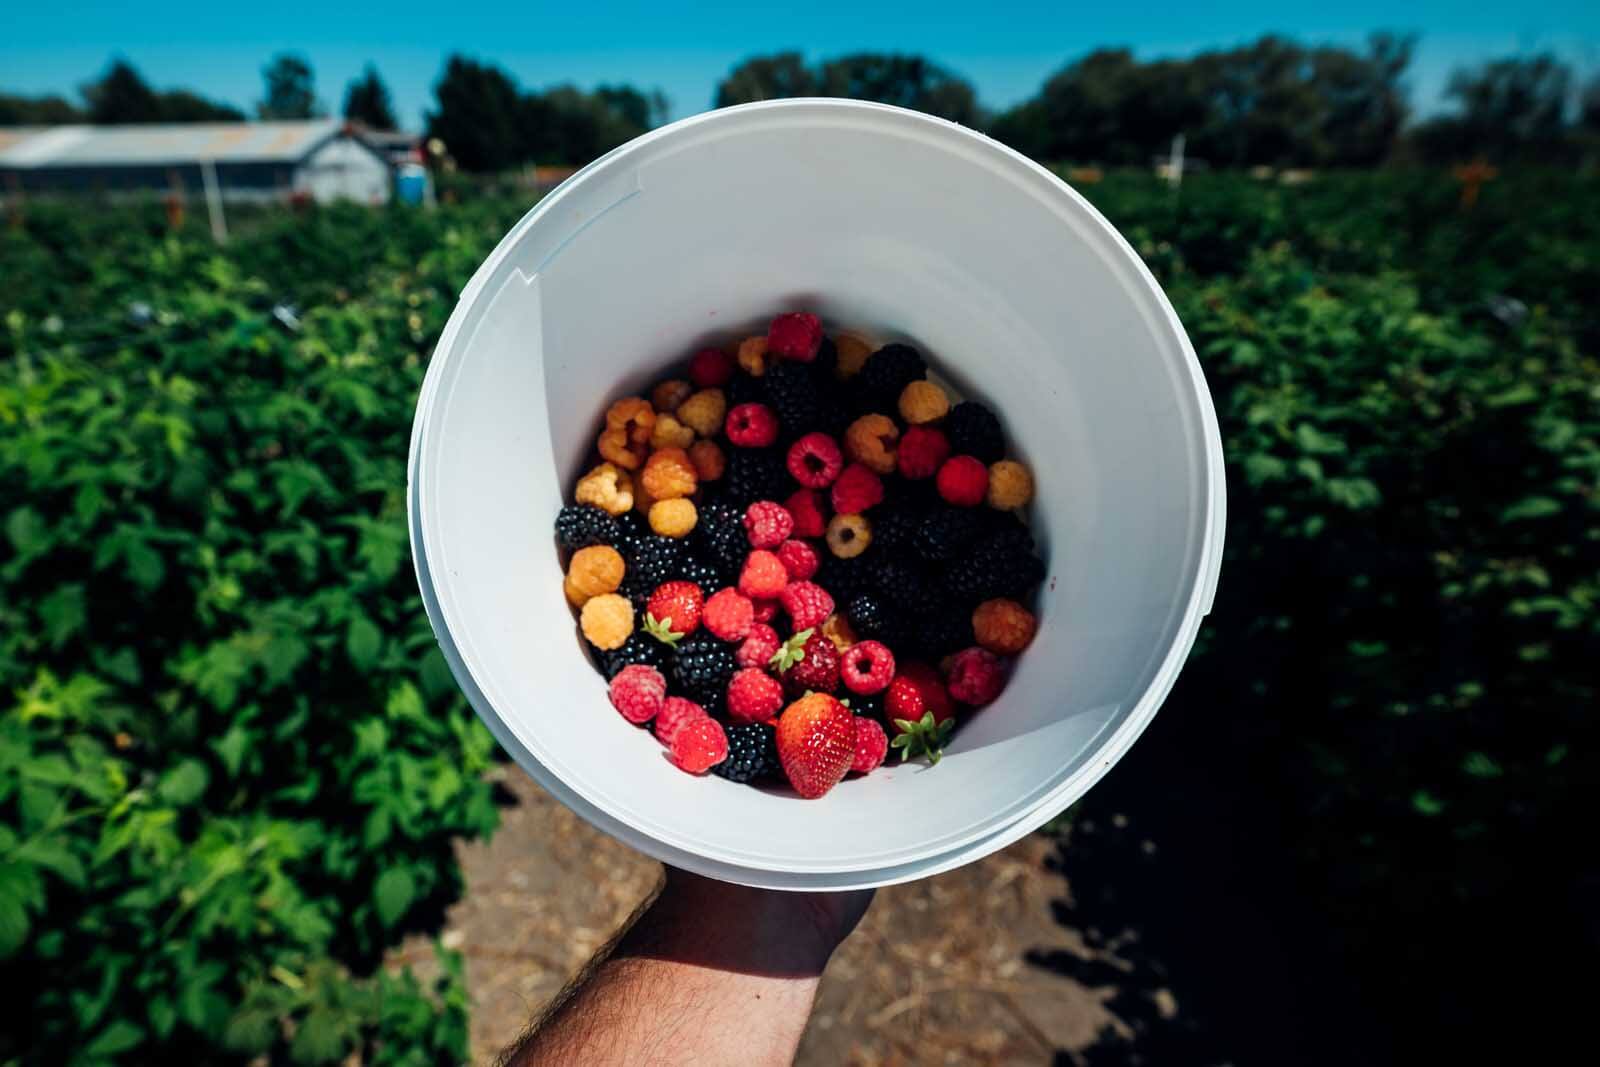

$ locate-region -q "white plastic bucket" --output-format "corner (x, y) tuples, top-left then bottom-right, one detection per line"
(408, 99), (1224, 890)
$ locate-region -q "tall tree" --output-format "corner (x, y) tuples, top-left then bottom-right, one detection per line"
(343, 65), (398, 130)
(82, 59), (162, 124)
(816, 53), (983, 125)
(714, 52), (814, 108)
(156, 90), (245, 123)
(0, 93), (83, 125)
(425, 55), (524, 171)
(1412, 54), (1575, 163)
(258, 53), (321, 120)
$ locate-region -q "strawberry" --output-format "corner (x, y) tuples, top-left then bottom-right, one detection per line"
(775, 692), (858, 799)
(645, 581), (703, 637)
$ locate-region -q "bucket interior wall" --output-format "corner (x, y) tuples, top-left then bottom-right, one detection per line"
(416, 103), (1217, 873)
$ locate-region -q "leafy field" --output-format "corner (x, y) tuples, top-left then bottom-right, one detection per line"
(2, 171), (1596, 1063)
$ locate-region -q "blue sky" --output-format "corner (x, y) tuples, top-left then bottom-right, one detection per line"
(2, 2), (1596, 128)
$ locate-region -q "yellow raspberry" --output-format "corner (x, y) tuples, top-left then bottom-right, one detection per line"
(898, 380), (950, 425)
(651, 378), (692, 414)
(834, 332), (874, 380)
(580, 593), (634, 650)
(567, 545), (625, 598)
(649, 497), (698, 538)
(641, 447), (698, 500)
(675, 389), (726, 438)
(736, 336), (769, 377)
(596, 396), (654, 470)
(986, 460), (1034, 510)
(650, 412), (696, 450)
(574, 462), (634, 515)
(972, 598), (1037, 655)
(564, 574), (589, 608)
(821, 612), (858, 651)
(825, 513), (872, 559)
(688, 439), (725, 482)
(844, 414), (899, 474)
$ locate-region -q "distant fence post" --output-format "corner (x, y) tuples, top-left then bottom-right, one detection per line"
(200, 158), (228, 243)
(1167, 134), (1186, 187)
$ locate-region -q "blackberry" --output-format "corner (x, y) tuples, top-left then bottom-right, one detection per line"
(765, 360), (824, 438)
(598, 631), (670, 679)
(727, 371), (770, 408)
(672, 632), (738, 714)
(869, 500), (922, 554)
(723, 447), (788, 507)
(554, 504), (620, 552)
(912, 508), (983, 563)
(845, 690), (885, 721)
(867, 559), (940, 618)
(846, 594), (889, 638)
(694, 499), (748, 579)
(857, 344), (926, 411)
(714, 722), (782, 783)
(908, 607), (973, 660)
(814, 554), (873, 606)
(947, 527), (1046, 602)
(678, 555), (724, 593)
(620, 534), (684, 608)
(811, 336), (839, 382)
(946, 401), (1006, 463)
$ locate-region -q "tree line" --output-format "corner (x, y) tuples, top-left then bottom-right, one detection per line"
(4, 39), (1598, 169)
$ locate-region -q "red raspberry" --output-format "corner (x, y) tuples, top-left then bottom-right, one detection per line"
(702, 587), (754, 641)
(738, 550), (788, 599)
(898, 425), (951, 479)
(736, 623), (782, 669)
(646, 581), (702, 635)
(946, 647), (1006, 706)
(727, 667), (785, 724)
(688, 346), (734, 388)
(750, 597), (779, 623)
(850, 717), (889, 774)
(830, 463), (885, 514)
(839, 640), (896, 695)
(886, 663), (956, 725)
(654, 696), (707, 746)
(786, 630), (840, 693)
(670, 715), (728, 773)
(936, 455), (989, 507)
(776, 539), (819, 582)
(780, 580), (834, 632)
(785, 489), (827, 538)
(744, 500), (795, 549)
(726, 403), (779, 447)
(767, 311), (823, 362)
(786, 432), (844, 488)
(608, 664), (666, 724)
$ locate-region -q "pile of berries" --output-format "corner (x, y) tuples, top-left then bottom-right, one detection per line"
(555, 312), (1044, 799)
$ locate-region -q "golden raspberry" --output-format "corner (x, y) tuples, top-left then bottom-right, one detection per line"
(649, 497), (698, 538)
(986, 460), (1034, 510)
(564, 574), (589, 608)
(651, 378), (692, 414)
(821, 612), (858, 651)
(650, 412), (696, 450)
(567, 545), (625, 598)
(834, 332), (874, 380)
(844, 414), (899, 474)
(972, 598), (1037, 655)
(580, 593), (634, 650)
(597, 396), (655, 470)
(736, 336), (769, 377)
(825, 513), (872, 559)
(641, 447), (698, 500)
(574, 462), (634, 515)
(688, 439), (725, 482)
(675, 389), (726, 438)
(898, 380), (950, 425)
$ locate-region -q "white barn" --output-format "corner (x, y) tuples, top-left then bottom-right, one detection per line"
(0, 120), (393, 204)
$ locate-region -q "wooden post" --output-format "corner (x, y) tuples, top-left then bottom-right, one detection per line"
(200, 158), (228, 243)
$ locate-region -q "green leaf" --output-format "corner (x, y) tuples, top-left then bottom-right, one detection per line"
(124, 539), (165, 591)
(37, 585), (87, 649)
(1410, 789), (1445, 816)
(222, 1007), (276, 1054)
(16, 837), (86, 889)
(84, 1020), (144, 1058)
(261, 632), (310, 687)
(347, 615), (382, 670)
(374, 866), (416, 927)
(1294, 423), (1347, 455)
(213, 724), (250, 777)
(5, 506), (46, 554)
(1500, 496), (1561, 522)
(0, 869), (30, 957)
(157, 759), (210, 806)
(290, 1007), (348, 1065)
(1461, 752), (1503, 779)
(148, 996), (177, 1039)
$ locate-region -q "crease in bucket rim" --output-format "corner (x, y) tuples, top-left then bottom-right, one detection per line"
(409, 98), (1226, 877)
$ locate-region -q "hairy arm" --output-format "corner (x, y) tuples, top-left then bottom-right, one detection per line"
(500, 869), (872, 1067)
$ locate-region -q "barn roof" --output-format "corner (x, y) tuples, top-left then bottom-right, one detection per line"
(0, 120), (350, 168)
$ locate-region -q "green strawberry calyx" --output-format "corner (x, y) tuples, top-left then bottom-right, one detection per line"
(769, 628), (814, 672)
(642, 612), (684, 646)
(889, 712), (955, 765)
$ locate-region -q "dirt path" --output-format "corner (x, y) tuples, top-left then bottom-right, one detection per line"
(393, 765), (1141, 1065)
